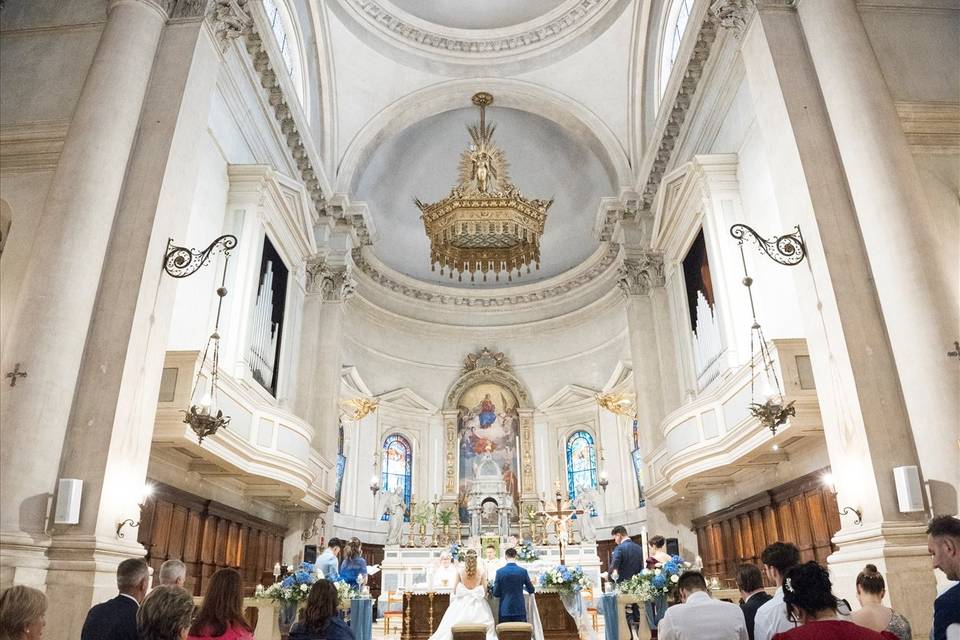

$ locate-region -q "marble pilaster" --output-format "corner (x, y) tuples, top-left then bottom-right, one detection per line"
(739, 5), (936, 633)
(795, 0), (959, 516)
(42, 11), (222, 639)
(0, 0), (166, 589)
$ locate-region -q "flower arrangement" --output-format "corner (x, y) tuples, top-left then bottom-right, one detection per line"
(538, 565), (591, 595)
(334, 580), (360, 609)
(449, 543), (467, 562)
(617, 555), (691, 601)
(618, 573), (658, 601)
(254, 562), (317, 604)
(516, 540), (540, 562)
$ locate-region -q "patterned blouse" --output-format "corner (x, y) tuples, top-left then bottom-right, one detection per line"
(884, 612), (911, 640)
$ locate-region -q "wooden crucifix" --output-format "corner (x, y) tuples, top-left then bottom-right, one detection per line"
(536, 481), (582, 565)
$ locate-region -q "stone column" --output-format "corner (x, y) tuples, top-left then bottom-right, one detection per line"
(619, 251), (667, 454)
(41, 7), (224, 637)
(0, 0), (165, 588)
(304, 256), (355, 475)
(795, 0), (959, 516)
(738, 3), (936, 632)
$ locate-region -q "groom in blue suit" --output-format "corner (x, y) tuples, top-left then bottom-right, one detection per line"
(493, 547), (536, 623)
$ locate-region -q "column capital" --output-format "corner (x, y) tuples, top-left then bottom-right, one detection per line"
(306, 256), (356, 302)
(617, 252), (665, 297)
(710, 0), (798, 35)
(208, 0), (252, 50)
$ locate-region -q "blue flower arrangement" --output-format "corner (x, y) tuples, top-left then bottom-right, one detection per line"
(516, 540), (540, 562)
(449, 543), (467, 562)
(256, 561), (318, 604)
(538, 564), (591, 594)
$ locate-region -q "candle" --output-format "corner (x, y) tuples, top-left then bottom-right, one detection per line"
(273, 562), (281, 578)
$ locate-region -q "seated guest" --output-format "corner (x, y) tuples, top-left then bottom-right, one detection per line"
(737, 564), (772, 640)
(188, 568), (254, 640)
(339, 537), (368, 588)
(289, 580), (354, 640)
(316, 538), (342, 581)
(772, 562), (896, 640)
(137, 585), (195, 640)
(157, 559), (187, 588)
(850, 564), (911, 640)
(658, 571), (748, 640)
(927, 515), (960, 640)
(81, 557), (150, 640)
(0, 585), (47, 639)
(753, 542), (801, 640)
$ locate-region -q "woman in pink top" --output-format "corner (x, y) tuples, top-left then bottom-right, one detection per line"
(188, 568), (254, 640)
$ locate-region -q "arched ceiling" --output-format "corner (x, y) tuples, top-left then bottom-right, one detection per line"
(353, 106), (618, 288)
(387, 0), (561, 31)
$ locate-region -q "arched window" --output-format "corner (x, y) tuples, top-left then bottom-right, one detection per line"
(334, 421), (346, 513)
(566, 430), (598, 500)
(261, 0), (306, 106)
(381, 434), (412, 521)
(658, 0), (694, 103)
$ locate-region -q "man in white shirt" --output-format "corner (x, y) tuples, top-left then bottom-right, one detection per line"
(483, 544), (503, 582)
(752, 542), (800, 640)
(658, 571), (748, 640)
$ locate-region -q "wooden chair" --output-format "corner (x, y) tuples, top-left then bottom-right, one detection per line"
(496, 621), (533, 640)
(584, 587), (599, 631)
(382, 591), (403, 636)
(452, 624), (490, 640)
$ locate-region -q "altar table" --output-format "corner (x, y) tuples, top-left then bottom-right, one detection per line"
(402, 592), (450, 640)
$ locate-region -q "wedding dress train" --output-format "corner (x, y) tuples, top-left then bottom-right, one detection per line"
(428, 583), (498, 640)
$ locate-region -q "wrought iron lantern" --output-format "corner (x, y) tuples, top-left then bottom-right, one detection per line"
(182, 243), (235, 443)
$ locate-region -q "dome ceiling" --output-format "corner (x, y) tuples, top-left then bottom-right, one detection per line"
(354, 106), (618, 288)
(388, 0), (561, 31)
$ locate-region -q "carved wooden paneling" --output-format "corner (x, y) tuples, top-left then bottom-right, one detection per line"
(137, 482), (286, 596)
(363, 543), (385, 602)
(692, 469), (840, 587)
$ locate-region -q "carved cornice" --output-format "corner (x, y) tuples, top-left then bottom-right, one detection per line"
(617, 252), (665, 296)
(306, 257), (356, 301)
(209, 0), (251, 46)
(350, 242), (620, 307)
(347, 0), (607, 59)
(638, 14), (719, 214)
(209, 1), (330, 225)
(710, 0), (752, 36)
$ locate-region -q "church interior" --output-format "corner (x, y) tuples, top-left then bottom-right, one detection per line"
(0, 0), (958, 639)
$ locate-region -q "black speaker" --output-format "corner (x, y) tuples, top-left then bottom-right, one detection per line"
(666, 537), (679, 556)
(303, 544), (318, 563)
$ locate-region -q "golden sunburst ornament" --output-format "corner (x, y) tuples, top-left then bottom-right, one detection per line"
(416, 92), (553, 283)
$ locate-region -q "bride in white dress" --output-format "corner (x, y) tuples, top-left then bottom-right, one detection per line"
(428, 550), (497, 640)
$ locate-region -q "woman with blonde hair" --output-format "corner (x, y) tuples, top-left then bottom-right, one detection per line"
(137, 586), (195, 640)
(428, 549), (497, 640)
(0, 585), (46, 639)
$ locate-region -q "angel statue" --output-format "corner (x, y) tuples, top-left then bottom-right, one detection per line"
(382, 485), (406, 546)
(572, 485), (603, 542)
(471, 150), (495, 193)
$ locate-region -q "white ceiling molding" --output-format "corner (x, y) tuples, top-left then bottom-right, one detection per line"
(335, 77), (633, 195)
(327, 0), (631, 75)
(350, 242), (621, 308)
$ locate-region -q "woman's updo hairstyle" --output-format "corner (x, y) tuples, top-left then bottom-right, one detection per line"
(465, 549), (478, 578)
(855, 564), (885, 595)
(781, 561), (838, 617)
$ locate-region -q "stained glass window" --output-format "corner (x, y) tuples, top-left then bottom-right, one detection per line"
(334, 422), (345, 513)
(381, 434), (412, 521)
(658, 0), (694, 102)
(566, 430), (598, 500)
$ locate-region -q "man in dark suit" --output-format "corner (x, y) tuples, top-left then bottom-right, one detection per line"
(81, 557), (150, 640)
(493, 547), (536, 623)
(609, 526), (644, 639)
(736, 564), (772, 640)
